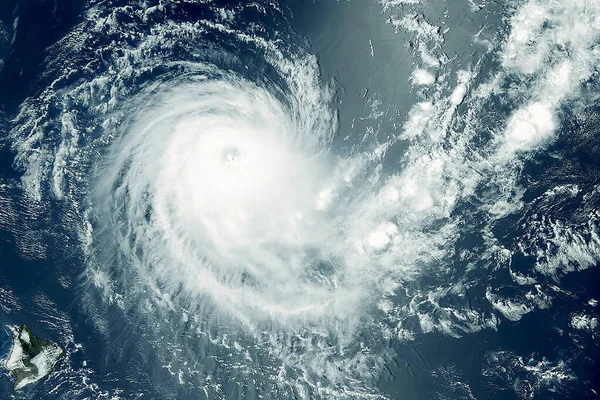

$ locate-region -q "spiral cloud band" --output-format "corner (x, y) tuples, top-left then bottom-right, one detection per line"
(4, 0), (600, 398)
(82, 59), (402, 397)
(95, 73), (365, 327)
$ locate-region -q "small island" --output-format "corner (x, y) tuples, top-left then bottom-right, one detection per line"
(4, 325), (64, 390)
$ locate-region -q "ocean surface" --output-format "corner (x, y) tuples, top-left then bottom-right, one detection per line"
(0, 0), (599, 399)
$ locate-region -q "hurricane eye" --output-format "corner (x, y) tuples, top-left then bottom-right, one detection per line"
(220, 146), (240, 164)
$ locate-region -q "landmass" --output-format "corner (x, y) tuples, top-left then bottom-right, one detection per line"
(4, 325), (63, 390)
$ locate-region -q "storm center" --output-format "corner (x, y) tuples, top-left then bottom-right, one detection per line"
(220, 146), (241, 165)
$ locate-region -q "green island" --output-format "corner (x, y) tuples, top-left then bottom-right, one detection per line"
(4, 325), (64, 390)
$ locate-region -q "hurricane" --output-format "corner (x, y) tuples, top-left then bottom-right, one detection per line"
(1, 0), (600, 398)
